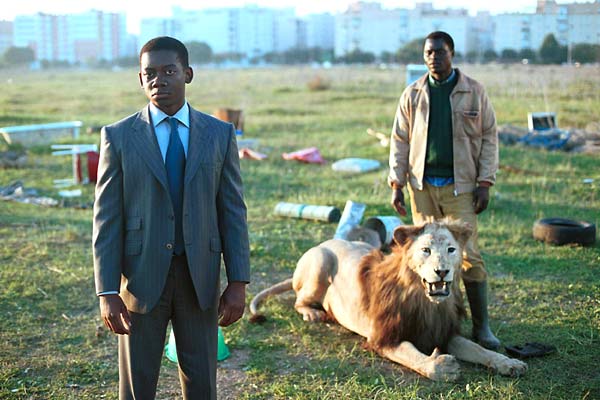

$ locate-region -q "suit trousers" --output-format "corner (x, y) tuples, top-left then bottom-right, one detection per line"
(118, 255), (218, 400)
(407, 182), (488, 282)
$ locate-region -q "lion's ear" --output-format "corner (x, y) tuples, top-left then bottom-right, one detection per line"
(393, 225), (424, 246)
(445, 220), (473, 248)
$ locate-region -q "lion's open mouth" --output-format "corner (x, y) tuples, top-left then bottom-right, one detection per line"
(423, 279), (451, 297)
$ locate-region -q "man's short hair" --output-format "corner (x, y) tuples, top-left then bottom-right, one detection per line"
(425, 31), (455, 53)
(140, 36), (189, 68)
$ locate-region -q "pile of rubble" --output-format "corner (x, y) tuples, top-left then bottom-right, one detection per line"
(498, 123), (600, 153)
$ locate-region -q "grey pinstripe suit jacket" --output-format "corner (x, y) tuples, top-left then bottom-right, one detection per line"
(93, 105), (250, 313)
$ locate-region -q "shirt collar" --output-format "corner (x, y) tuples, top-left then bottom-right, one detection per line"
(149, 102), (190, 128)
(428, 68), (456, 87)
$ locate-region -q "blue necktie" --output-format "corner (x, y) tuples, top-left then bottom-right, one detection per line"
(165, 117), (185, 255)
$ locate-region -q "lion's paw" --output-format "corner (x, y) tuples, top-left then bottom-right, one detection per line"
(495, 357), (527, 377)
(425, 350), (461, 382)
(299, 308), (326, 322)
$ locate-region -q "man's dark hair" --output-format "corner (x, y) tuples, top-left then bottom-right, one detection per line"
(140, 36), (189, 68)
(425, 31), (455, 53)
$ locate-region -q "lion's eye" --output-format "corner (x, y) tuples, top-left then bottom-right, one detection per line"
(448, 247), (456, 254)
(422, 247), (431, 255)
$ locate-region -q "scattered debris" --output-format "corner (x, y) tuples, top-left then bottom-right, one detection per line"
(366, 128), (389, 147)
(213, 108), (245, 135)
(498, 124), (600, 153)
(0, 121), (82, 146)
(363, 216), (404, 247)
(333, 200), (366, 240)
(237, 138), (259, 149)
(346, 226), (382, 248)
(239, 148), (267, 160)
(274, 202), (341, 222)
(51, 144), (99, 185)
(282, 147), (325, 164)
(331, 158), (381, 173)
(86, 125), (104, 134)
(307, 75), (331, 91)
(58, 189), (82, 198)
(0, 180), (58, 207)
(0, 150), (27, 168)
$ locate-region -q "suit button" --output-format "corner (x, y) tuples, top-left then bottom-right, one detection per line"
(166, 243), (173, 250)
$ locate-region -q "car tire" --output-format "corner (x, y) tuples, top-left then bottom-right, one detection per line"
(533, 218), (596, 246)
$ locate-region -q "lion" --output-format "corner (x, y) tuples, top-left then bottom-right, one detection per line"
(249, 219), (527, 381)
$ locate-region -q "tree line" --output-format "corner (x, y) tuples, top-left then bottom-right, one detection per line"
(1, 34), (599, 68)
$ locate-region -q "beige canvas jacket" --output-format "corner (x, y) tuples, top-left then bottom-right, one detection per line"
(388, 69), (498, 195)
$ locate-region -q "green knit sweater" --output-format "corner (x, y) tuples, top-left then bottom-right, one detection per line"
(425, 72), (458, 177)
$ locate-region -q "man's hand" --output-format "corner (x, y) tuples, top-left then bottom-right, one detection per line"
(473, 186), (490, 214)
(391, 188), (407, 216)
(99, 294), (131, 335)
(218, 281), (247, 327)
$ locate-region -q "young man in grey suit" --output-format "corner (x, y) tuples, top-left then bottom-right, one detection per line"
(93, 36), (250, 399)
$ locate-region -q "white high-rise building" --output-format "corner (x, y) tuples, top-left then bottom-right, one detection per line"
(335, 2), (408, 57)
(13, 10), (129, 63)
(303, 13), (335, 50)
(145, 5), (300, 59)
(493, 0), (600, 52)
(139, 18), (176, 50)
(0, 21), (14, 56)
(408, 3), (470, 55)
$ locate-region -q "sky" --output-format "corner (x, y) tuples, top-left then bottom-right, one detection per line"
(0, 0), (559, 34)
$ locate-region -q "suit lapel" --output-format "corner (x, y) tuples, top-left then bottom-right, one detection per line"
(185, 107), (210, 185)
(130, 106), (169, 191)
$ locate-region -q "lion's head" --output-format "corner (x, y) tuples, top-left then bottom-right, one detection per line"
(359, 218), (473, 353)
(392, 218), (472, 303)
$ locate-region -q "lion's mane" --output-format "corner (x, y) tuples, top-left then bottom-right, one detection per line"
(358, 234), (466, 354)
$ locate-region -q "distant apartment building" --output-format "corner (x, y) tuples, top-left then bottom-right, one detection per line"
(140, 6), (301, 60)
(0, 20), (14, 56)
(408, 3), (470, 55)
(302, 13), (335, 50)
(13, 10), (130, 63)
(493, 0), (600, 52)
(139, 18), (177, 48)
(335, 2), (408, 57)
(333, 2), (471, 58)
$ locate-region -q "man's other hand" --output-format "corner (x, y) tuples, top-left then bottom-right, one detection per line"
(391, 188), (407, 216)
(473, 186), (490, 214)
(99, 294), (131, 335)
(218, 281), (247, 327)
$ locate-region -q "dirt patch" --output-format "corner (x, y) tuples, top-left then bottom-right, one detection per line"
(156, 348), (250, 399)
(216, 349), (251, 400)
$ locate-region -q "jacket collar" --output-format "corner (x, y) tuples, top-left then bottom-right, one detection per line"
(130, 105), (211, 189)
(413, 67), (471, 94)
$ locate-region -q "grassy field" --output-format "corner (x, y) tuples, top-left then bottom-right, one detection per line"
(0, 64), (599, 399)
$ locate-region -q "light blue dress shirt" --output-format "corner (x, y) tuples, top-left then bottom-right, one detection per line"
(148, 102), (190, 161)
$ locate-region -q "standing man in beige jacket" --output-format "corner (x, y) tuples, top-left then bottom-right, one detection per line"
(388, 31), (500, 350)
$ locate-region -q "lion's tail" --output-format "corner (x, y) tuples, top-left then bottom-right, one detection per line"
(249, 278), (293, 324)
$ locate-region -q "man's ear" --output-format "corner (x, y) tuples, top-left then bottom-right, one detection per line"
(393, 224), (424, 247)
(138, 71), (143, 87)
(185, 67), (193, 84)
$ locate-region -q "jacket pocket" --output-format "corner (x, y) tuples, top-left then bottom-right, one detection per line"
(210, 237), (222, 252)
(125, 240), (142, 255)
(459, 110), (481, 137)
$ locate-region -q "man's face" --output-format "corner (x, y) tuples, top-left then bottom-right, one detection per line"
(139, 50), (193, 115)
(423, 38), (454, 80)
